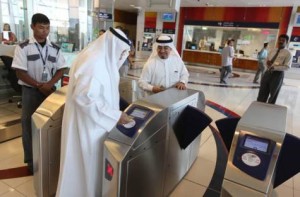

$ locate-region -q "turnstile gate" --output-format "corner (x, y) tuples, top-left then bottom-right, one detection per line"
(103, 88), (209, 197)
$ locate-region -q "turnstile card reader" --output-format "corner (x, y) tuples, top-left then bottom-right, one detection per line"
(116, 105), (154, 138)
(232, 133), (276, 180)
(222, 101), (287, 197)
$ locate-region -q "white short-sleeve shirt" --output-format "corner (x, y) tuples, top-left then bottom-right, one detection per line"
(12, 37), (67, 86)
(221, 46), (234, 67)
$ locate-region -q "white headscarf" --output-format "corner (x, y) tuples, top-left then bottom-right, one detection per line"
(148, 35), (183, 65)
(73, 27), (130, 72)
(67, 27), (131, 113)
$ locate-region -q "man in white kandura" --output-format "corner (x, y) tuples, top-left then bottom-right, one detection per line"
(138, 35), (189, 94)
(56, 27), (133, 197)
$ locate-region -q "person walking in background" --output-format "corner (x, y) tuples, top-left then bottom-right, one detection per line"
(0, 23), (17, 44)
(220, 39), (235, 84)
(11, 13), (66, 173)
(253, 42), (268, 84)
(138, 35), (189, 94)
(257, 34), (292, 104)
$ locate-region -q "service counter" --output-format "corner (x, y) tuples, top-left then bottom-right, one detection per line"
(182, 49), (258, 71)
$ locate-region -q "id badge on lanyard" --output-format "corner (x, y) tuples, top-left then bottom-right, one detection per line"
(35, 43), (48, 82)
(42, 68), (48, 81)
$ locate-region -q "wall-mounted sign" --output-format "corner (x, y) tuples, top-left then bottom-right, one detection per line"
(99, 12), (112, 20)
(185, 20), (279, 29)
(291, 36), (300, 43)
(144, 28), (156, 33)
(162, 29), (175, 34)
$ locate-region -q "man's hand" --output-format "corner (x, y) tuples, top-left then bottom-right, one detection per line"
(118, 112), (133, 125)
(152, 86), (165, 93)
(175, 82), (186, 90)
(266, 60), (274, 70)
(38, 83), (55, 96)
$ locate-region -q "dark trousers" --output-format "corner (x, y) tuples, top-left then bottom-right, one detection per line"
(220, 66), (232, 83)
(257, 70), (284, 104)
(21, 86), (46, 166)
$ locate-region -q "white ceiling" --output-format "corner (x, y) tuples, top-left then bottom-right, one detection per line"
(108, 0), (300, 12)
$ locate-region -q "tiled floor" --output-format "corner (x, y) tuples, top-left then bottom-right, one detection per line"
(0, 64), (299, 196)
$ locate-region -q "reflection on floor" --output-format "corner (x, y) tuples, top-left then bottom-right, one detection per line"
(0, 65), (299, 196)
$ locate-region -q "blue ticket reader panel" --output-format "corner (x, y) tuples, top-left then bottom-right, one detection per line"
(117, 105), (154, 138)
(233, 132), (276, 180)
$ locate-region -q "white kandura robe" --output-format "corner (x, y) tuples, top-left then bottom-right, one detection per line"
(56, 30), (130, 197)
(138, 55), (189, 92)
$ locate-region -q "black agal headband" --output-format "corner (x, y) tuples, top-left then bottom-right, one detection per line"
(109, 27), (131, 46)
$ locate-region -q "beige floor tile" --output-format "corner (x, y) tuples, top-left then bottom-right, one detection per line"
(15, 179), (37, 197)
(281, 177), (294, 189)
(0, 138), (23, 165)
(294, 188), (300, 197)
(272, 184), (293, 197)
(184, 158), (215, 187)
(2, 176), (32, 189)
(293, 173), (300, 191)
(0, 154), (24, 170)
(199, 128), (212, 146)
(0, 182), (14, 196)
(0, 189), (24, 197)
(169, 179), (207, 197)
(198, 136), (217, 162)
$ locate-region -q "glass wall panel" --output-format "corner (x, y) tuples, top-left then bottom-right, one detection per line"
(183, 25), (279, 58)
(0, 0), (27, 43)
(1, 0), (114, 49)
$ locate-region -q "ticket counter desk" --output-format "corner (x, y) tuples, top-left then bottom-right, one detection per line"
(32, 80), (209, 197)
(182, 49), (258, 71)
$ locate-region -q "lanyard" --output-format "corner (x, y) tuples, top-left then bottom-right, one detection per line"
(35, 43), (48, 67)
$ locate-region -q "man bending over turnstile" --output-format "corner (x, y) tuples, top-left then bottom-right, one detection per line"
(56, 28), (133, 196)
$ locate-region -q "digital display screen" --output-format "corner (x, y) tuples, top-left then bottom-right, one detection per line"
(243, 135), (269, 153)
(130, 108), (148, 119)
(162, 13), (175, 22)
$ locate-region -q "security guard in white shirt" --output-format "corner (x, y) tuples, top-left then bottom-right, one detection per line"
(257, 34), (292, 104)
(11, 13), (66, 173)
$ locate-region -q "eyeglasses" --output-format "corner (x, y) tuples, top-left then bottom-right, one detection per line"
(157, 46), (171, 51)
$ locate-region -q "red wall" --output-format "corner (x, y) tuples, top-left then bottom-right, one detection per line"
(177, 7), (293, 53)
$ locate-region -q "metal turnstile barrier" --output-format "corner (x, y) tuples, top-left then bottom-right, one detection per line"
(32, 86), (67, 197)
(32, 78), (209, 197)
(103, 88), (209, 197)
(221, 101), (287, 197)
(31, 78), (142, 196)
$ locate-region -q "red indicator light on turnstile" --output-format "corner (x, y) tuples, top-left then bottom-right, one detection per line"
(105, 159), (113, 181)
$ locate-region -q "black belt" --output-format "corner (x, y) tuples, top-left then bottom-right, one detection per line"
(22, 85), (56, 91)
(22, 85), (37, 89)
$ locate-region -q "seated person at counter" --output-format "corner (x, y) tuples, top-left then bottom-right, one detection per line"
(138, 35), (189, 94)
(0, 23), (17, 44)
